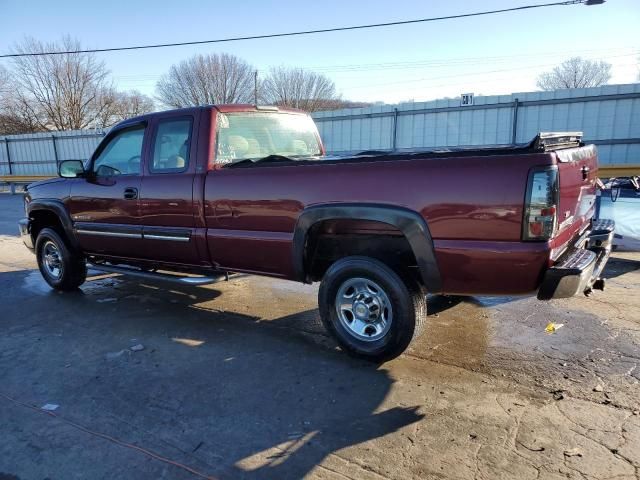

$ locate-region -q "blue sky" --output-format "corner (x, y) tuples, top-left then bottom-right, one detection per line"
(1, 0), (638, 104)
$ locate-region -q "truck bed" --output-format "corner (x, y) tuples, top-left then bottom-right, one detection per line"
(232, 132), (586, 165)
(205, 133), (597, 295)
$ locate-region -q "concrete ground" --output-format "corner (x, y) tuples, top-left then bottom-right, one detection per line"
(0, 193), (638, 480)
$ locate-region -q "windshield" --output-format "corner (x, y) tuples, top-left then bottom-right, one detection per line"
(215, 112), (322, 166)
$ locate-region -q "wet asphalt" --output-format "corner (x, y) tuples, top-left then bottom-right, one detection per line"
(0, 193), (638, 479)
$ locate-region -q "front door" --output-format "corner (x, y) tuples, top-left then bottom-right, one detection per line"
(68, 123), (148, 258)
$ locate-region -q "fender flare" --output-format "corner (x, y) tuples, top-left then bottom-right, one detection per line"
(292, 203), (442, 292)
(27, 199), (80, 250)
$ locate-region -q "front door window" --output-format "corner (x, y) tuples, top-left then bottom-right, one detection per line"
(93, 127), (145, 177)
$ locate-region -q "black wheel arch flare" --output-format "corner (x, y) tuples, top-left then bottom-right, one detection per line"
(27, 199), (80, 250)
(292, 203), (442, 292)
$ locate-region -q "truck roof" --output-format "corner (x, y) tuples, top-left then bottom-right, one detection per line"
(118, 104), (308, 128)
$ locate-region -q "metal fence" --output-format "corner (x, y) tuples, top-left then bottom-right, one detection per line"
(312, 83), (640, 166)
(0, 129), (106, 176)
(1, 84), (638, 178)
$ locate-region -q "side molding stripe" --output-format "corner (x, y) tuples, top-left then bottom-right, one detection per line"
(76, 229), (141, 239)
(74, 222), (192, 242)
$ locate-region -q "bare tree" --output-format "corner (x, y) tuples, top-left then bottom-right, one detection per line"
(0, 65), (9, 101)
(0, 65), (39, 134)
(536, 57), (612, 90)
(261, 67), (341, 112)
(111, 90), (155, 121)
(156, 53), (255, 107)
(9, 36), (116, 130)
(311, 99), (372, 111)
(96, 89), (155, 128)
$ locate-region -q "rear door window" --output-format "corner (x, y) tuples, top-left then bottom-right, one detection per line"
(151, 118), (192, 173)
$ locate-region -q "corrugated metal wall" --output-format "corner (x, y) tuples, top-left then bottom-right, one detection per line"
(0, 129), (106, 176)
(1, 84), (638, 178)
(312, 83), (640, 166)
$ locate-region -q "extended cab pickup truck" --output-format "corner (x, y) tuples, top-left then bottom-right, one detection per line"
(19, 105), (614, 361)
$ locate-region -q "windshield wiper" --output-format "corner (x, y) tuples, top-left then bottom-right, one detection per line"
(254, 154), (294, 163)
(226, 154), (297, 168)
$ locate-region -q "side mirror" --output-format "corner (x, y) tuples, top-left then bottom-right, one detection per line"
(59, 160), (85, 178)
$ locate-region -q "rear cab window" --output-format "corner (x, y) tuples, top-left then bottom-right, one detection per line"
(215, 112), (322, 166)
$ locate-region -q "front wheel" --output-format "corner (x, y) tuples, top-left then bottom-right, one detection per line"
(36, 228), (87, 291)
(318, 256), (427, 362)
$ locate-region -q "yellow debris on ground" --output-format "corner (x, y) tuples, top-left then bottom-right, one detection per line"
(545, 322), (565, 333)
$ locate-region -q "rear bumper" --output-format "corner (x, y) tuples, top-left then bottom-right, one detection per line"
(537, 219), (614, 300)
(18, 217), (34, 251)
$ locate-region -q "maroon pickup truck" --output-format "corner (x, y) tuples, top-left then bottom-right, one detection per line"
(19, 105), (614, 361)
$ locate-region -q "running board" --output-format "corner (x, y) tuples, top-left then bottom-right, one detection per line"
(88, 263), (226, 286)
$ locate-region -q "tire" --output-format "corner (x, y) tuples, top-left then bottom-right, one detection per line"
(35, 227), (87, 291)
(318, 256), (427, 362)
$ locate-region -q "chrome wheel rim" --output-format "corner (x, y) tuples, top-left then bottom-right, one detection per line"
(335, 277), (392, 342)
(42, 240), (63, 279)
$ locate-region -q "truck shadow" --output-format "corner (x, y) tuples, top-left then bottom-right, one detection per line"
(2, 269), (426, 480)
(602, 255), (640, 280)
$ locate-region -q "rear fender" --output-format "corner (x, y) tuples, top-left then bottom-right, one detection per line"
(292, 203), (442, 292)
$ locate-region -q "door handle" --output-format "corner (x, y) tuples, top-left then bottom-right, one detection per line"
(123, 187), (138, 200)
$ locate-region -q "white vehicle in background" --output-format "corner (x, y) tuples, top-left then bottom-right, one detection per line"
(597, 176), (640, 251)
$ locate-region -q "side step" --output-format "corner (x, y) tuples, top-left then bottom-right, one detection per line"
(88, 263), (226, 286)
(591, 219), (615, 235)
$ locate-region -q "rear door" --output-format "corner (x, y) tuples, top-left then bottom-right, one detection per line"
(138, 111), (202, 265)
(68, 123), (148, 258)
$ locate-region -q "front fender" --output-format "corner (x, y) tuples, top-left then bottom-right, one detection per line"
(27, 199), (80, 250)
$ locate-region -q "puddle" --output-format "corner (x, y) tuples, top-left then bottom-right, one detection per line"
(22, 271), (58, 296)
(473, 296), (518, 308)
(412, 296), (492, 366)
(22, 270), (123, 296)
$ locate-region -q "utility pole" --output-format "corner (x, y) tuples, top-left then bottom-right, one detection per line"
(254, 70), (258, 105)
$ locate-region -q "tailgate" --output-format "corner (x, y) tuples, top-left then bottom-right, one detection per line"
(553, 144), (598, 248)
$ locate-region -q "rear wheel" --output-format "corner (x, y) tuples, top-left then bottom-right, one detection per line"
(36, 228), (86, 291)
(318, 256), (427, 362)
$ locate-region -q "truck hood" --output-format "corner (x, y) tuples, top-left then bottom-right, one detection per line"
(26, 177), (66, 190)
(25, 177), (72, 201)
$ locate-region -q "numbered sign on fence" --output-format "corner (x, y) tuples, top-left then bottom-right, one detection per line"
(460, 93), (474, 107)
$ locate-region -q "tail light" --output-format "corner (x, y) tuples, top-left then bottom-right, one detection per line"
(523, 166), (558, 241)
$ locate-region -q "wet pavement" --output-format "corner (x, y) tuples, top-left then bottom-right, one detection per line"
(0, 193), (638, 479)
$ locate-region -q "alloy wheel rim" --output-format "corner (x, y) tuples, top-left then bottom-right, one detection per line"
(42, 240), (63, 279)
(335, 277), (393, 342)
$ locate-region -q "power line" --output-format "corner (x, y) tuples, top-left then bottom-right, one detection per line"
(111, 51), (639, 88)
(308, 47), (635, 73)
(111, 47), (621, 82)
(344, 62), (638, 102)
(345, 52), (639, 90)
(344, 61), (639, 100)
(0, 0), (599, 59)
(112, 45), (634, 81)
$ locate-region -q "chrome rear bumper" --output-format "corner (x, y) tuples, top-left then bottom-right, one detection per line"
(537, 219), (614, 300)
